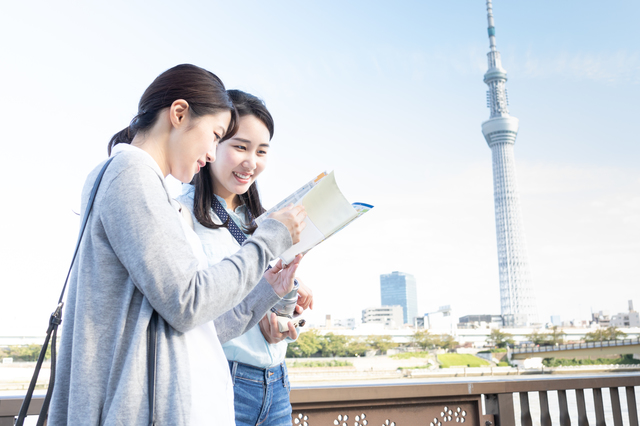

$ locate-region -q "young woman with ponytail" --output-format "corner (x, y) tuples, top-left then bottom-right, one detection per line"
(48, 64), (306, 426)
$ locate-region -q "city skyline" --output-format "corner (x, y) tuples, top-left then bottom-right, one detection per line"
(0, 1), (638, 336)
(324, 298), (639, 329)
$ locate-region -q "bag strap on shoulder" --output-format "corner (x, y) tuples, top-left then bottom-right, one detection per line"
(211, 196), (248, 245)
(147, 310), (158, 426)
(16, 156), (115, 426)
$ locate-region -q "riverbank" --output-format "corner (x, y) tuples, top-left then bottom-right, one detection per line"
(0, 362), (49, 391)
(3, 357), (640, 391)
(285, 355), (640, 382)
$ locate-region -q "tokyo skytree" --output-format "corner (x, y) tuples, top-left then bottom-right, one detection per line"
(481, 0), (538, 326)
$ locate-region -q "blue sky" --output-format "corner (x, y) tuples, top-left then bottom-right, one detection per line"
(1, 1), (638, 335)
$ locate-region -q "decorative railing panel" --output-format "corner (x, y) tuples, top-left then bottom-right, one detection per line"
(291, 375), (640, 426)
(292, 395), (484, 426)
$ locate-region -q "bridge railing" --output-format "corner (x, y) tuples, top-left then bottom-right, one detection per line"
(289, 374), (640, 426)
(513, 337), (640, 355)
(1, 374), (639, 426)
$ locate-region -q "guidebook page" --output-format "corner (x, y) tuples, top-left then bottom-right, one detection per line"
(257, 171), (373, 264)
(255, 171), (328, 226)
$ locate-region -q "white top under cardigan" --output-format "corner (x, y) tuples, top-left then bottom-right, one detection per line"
(174, 175), (234, 424)
(178, 186), (289, 368)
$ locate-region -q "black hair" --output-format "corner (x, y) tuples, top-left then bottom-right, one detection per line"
(192, 90), (274, 234)
(107, 64), (238, 155)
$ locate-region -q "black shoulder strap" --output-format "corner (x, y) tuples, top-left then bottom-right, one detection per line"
(211, 197), (278, 278)
(147, 310), (158, 426)
(16, 157), (115, 426)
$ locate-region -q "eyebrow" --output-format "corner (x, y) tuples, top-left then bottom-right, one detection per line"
(232, 137), (270, 148)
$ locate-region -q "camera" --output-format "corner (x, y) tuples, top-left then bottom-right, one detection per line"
(271, 279), (306, 332)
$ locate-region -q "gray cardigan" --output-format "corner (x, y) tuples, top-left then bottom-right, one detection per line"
(48, 148), (290, 425)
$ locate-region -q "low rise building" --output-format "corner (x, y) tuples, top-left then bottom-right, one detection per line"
(333, 318), (357, 328)
(458, 314), (503, 329)
(362, 306), (403, 328)
(424, 305), (455, 331)
(611, 312), (640, 328)
(591, 310), (611, 327)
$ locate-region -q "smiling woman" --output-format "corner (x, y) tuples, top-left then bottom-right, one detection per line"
(45, 64), (307, 426)
(191, 89), (275, 234)
(212, 114), (271, 207)
(179, 89), (314, 426)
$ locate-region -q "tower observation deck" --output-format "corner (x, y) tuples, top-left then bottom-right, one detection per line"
(481, 0), (538, 327)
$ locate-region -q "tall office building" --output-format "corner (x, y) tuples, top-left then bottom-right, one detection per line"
(481, 0), (538, 326)
(380, 271), (417, 324)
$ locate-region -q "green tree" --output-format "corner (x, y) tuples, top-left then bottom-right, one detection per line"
(526, 327), (565, 346)
(346, 338), (368, 357)
(286, 329), (322, 358)
(548, 326), (566, 345)
(411, 330), (435, 350)
(366, 335), (397, 354)
(2, 344), (46, 362)
(527, 330), (549, 346)
(411, 331), (458, 350)
(584, 326), (627, 342)
(487, 329), (515, 349)
(433, 334), (458, 350)
(320, 333), (350, 357)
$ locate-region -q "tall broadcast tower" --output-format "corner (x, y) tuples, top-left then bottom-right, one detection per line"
(481, 0), (538, 327)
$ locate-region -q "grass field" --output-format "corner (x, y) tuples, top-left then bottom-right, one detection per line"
(437, 354), (490, 368)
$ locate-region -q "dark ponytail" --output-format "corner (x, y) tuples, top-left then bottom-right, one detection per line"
(108, 128), (135, 151)
(108, 64), (238, 155)
(193, 90), (274, 234)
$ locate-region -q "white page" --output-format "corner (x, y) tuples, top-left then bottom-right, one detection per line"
(255, 171), (328, 226)
(256, 171), (371, 263)
(301, 171), (357, 236)
(279, 216), (325, 264)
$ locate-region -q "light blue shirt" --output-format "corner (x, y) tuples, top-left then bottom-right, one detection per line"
(177, 185), (289, 368)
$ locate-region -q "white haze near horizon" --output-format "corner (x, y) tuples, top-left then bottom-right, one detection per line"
(0, 0), (638, 336)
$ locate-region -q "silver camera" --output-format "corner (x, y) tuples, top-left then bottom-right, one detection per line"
(271, 279), (306, 332)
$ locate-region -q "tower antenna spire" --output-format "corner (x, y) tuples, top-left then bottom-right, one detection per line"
(486, 0), (497, 51)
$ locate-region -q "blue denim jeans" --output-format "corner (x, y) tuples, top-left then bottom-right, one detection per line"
(229, 360), (292, 426)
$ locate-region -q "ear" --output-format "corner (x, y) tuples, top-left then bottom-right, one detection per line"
(169, 99), (190, 129)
